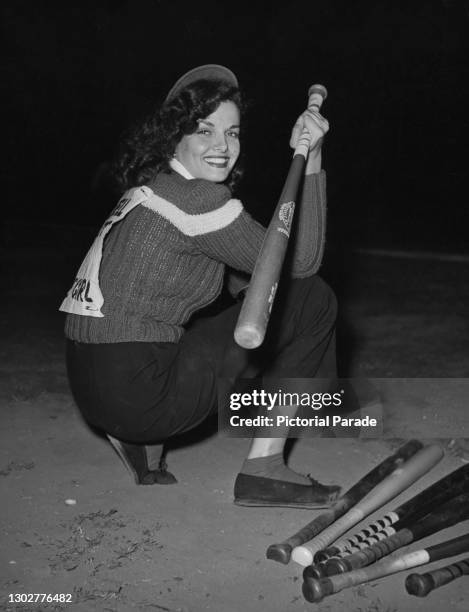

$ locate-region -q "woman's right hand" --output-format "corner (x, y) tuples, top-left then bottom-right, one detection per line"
(289, 109), (330, 155)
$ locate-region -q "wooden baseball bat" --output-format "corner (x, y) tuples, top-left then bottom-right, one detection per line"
(291, 443), (444, 566)
(303, 533), (469, 603)
(405, 556), (469, 597)
(313, 463), (469, 564)
(234, 84), (327, 349)
(266, 439), (423, 565)
(325, 491), (469, 575)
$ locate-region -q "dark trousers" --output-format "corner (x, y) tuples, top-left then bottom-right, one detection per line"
(66, 275), (337, 443)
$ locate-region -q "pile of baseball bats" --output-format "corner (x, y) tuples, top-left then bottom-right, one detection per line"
(265, 440), (469, 604)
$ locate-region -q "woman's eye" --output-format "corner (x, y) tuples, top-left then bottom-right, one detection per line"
(197, 129), (211, 136)
(228, 131), (240, 139)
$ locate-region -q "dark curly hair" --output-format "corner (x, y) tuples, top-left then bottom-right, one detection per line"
(113, 79), (245, 193)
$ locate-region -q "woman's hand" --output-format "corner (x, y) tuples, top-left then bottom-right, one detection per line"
(289, 109), (329, 153)
(290, 109), (330, 173)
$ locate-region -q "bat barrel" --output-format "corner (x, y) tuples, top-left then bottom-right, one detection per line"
(395, 463), (469, 528)
(234, 154), (306, 349)
(411, 491), (469, 541)
(345, 444), (443, 520)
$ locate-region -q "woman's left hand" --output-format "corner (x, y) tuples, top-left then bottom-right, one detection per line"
(289, 109), (330, 154)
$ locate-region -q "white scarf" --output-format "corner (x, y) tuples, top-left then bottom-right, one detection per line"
(59, 186), (153, 317)
(169, 157), (194, 179)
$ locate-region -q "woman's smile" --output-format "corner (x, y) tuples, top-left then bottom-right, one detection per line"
(204, 155), (229, 167)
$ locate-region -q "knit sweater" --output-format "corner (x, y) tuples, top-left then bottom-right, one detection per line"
(64, 169), (327, 343)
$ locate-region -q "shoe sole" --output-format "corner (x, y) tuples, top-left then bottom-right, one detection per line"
(107, 435), (140, 484)
(233, 499), (334, 509)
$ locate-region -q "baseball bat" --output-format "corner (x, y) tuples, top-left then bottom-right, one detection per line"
(325, 491), (469, 575)
(302, 533), (469, 603)
(234, 84), (327, 349)
(291, 443), (444, 566)
(313, 463), (469, 564)
(405, 556), (469, 597)
(266, 439), (423, 564)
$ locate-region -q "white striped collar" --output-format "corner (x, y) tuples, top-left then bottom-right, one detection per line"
(170, 158), (195, 180)
(143, 192), (243, 236)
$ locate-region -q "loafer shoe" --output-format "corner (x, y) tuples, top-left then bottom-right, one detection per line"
(233, 473), (341, 509)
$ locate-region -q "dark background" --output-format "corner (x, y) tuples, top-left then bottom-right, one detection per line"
(2, 0), (468, 251)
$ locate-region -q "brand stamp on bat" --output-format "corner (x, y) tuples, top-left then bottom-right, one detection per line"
(278, 201), (295, 237)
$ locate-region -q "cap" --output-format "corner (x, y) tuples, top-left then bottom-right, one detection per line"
(165, 64), (238, 102)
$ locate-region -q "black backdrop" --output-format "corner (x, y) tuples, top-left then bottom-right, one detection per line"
(3, 0), (468, 251)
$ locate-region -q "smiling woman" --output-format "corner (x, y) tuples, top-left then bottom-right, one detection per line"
(60, 64), (340, 509)
(174, 101), (241, 182)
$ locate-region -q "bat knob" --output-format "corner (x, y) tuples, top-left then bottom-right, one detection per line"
(303, 563), (327, 580)
(405, 573), (434, 597)
(291, 545), (314, 566)
(302, 577), (333, 603)
(314, 546), (339, 564)
(265, 543), (292, 564)
(302, 577), (323, 603)
(325, 557), (350, 576)
(308, 83), (328, 101)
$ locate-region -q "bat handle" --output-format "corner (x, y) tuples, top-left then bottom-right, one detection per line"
(405, 558), (469, 597)
(326, 530), (413, 574)
(266, 511), (340, 564)
(308, 83), (328, 110)
(293, 84), (328, 159)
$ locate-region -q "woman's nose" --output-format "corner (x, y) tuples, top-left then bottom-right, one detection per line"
(213, 134), (228, 151)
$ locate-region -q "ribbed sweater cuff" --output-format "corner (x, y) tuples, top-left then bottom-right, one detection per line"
(291, 170), (327, 277)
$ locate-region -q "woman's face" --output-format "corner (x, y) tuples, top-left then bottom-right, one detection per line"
(174, 100), (240, 182)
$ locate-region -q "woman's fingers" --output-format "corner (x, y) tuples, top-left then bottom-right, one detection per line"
(289, 118), (304, 149)
(303, 110), (329, 134)
(290, 110), (329, 150)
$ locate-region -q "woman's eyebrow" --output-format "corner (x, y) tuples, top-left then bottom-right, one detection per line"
(198, 119), (240, 129)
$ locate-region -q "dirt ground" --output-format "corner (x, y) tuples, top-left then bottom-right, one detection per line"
(1, 239), (468, 612)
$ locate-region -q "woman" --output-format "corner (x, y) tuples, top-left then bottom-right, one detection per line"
(60, 64), (340, 508)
